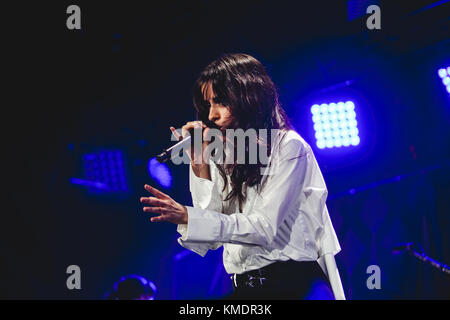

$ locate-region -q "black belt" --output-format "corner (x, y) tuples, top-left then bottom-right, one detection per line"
(231, 260), (321, 289)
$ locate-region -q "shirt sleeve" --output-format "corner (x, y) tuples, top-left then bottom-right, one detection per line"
(180, 138), (310, 246)
(188, 162), (223, 212)
(299, 152), (341, 257)
(176, 163), (223, 256)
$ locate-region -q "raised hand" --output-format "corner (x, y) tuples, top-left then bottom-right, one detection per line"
(140, 184), (188, 224)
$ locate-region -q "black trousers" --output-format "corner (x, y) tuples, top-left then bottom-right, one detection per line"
(227, 260), (334, 300)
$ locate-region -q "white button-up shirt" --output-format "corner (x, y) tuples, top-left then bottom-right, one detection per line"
(177, 130), (341, 275)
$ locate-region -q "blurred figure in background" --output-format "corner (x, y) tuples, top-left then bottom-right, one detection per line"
(105, 274), (157, 300)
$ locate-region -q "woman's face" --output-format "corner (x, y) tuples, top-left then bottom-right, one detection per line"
(202, 82), (233, 130)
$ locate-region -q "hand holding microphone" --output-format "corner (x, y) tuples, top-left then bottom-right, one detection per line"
(156, 121), (211, 165)
(173, 121), (211, 164)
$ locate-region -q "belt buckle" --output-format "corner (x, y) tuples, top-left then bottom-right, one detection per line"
(245, 274), (267, 288)
(230, 274), (238, 288)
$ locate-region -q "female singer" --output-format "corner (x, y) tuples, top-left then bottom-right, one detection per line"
(140, 53), (345, 299)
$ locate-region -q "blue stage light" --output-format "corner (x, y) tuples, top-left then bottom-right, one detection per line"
(329, 103), (336, 113)
(75, 150), (128, 194)
(345, 101), (355, 110)
(314, 123), (323, 131)
(438, 66), (450, 94)
(351, 136), (360, 146)
(148, 157), (172, 188)
(326, 140), (334, 148)
(311, 104), (320, 114)
(438, 68), (447, 78)
(310, 100), (360, 149)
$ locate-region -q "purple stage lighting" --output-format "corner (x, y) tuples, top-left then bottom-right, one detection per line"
(437, 66), (450, 94)
(148, 157), (172, 188)
(311, 101), (360, 149)
(78, 150), (128, 193)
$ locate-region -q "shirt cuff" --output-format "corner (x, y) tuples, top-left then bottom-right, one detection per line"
(176, 222), (222, 257)
(177, 223), (188, 239)
(189, 164), (222, 211)
(182, 206), (224, 242)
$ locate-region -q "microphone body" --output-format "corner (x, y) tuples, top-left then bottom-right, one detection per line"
(156, 135), (192, 163)
(156, 124), (219, 163)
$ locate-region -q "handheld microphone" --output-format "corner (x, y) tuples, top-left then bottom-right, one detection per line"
(156, 121), (219, 163)
(156, 135), (192, 163)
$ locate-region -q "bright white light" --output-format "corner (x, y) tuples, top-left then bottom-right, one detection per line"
(311, 100), (360, 149)
(345, 101), (355, 110)
(348, 119), (358, 127)
(438, 68), (447, 78)
(311, 104), (320, 114)
(326, 140), (334, 148)
(349, 127), (359, 136)
(351, 136), (360, 146)
(342, 138), (350, 146)
(312, 114), (321, 123)
(346, 110), (356, 119)
(330, 113), (338, 121)
(314, 123), (323, 131)
(438, 66), (450, 94)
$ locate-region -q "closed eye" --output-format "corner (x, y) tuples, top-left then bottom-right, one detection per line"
(212, 97), (225, 105)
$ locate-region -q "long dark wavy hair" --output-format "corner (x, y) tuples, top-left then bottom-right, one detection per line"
(193, 53), (293, 207)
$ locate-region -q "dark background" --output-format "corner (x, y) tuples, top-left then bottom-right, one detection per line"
(3, 0), (450, 299)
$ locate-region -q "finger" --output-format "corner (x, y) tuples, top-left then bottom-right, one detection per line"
(170, 127), (182, 141)
(144, 184), (169, 199)
(143, 206), (166, 214)
(203, 127), (210, 140)
(150, 215), (167, 223)
(140, 196), (165, 206)
(182, 121), (195, 130)
(193, 121), (203, 129)
(182, 121), (202, 131)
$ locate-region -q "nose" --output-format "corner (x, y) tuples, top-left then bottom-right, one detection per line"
(208, 105), (220, 123)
